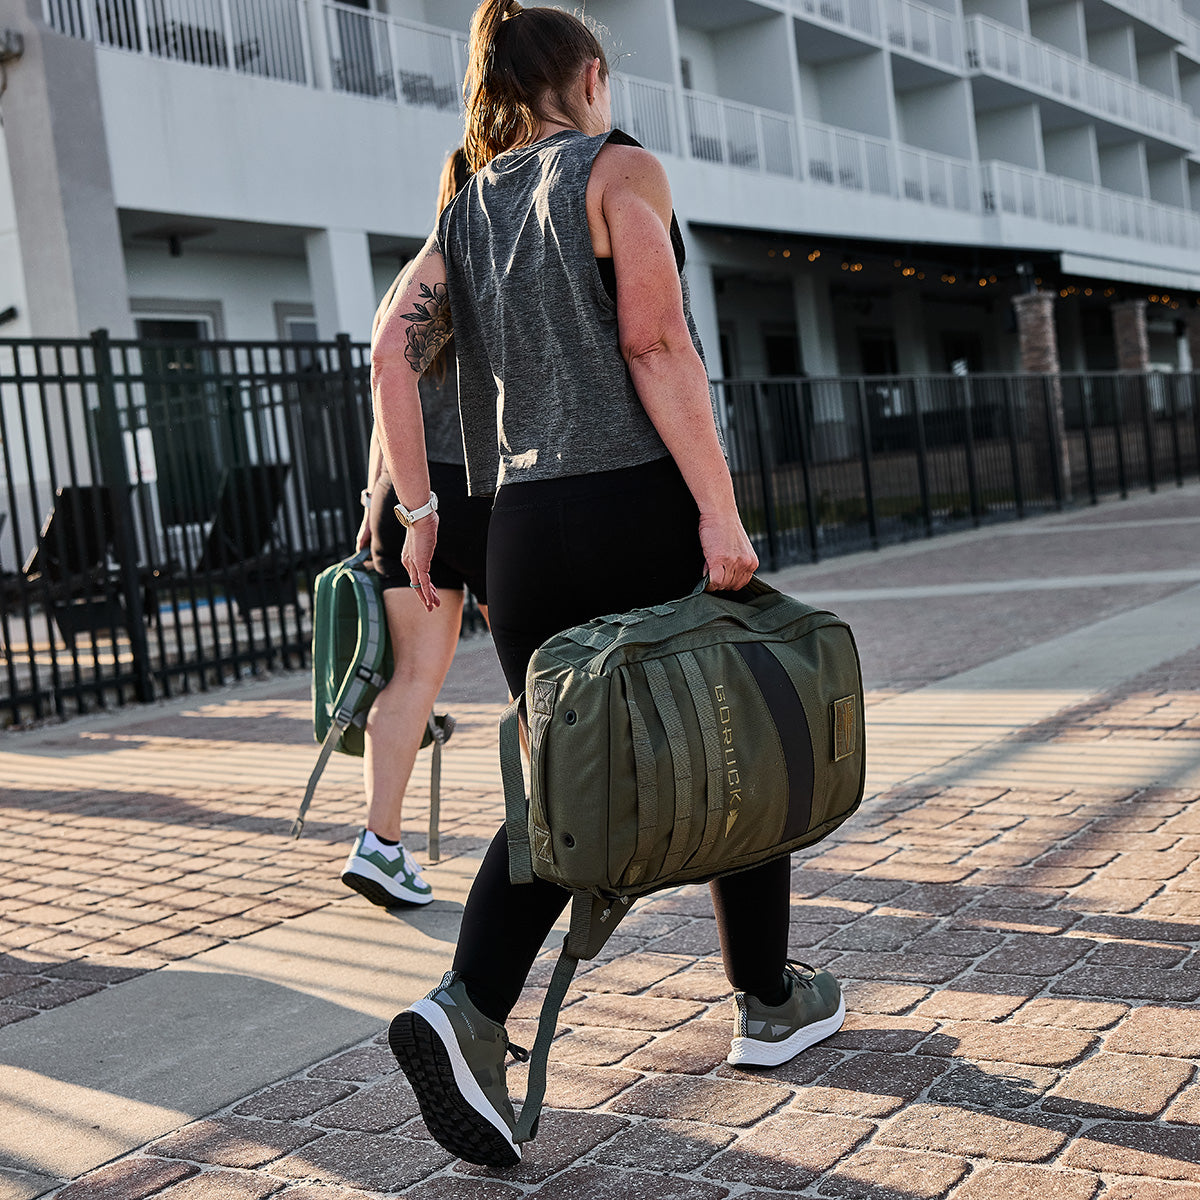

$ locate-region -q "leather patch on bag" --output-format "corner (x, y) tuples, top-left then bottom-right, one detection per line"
(832, 696), (857, 762)
(533, 680), (556, 716)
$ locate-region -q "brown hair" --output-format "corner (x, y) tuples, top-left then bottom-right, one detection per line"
(463, 1), (608, 172)
(427, 146), (470, 383)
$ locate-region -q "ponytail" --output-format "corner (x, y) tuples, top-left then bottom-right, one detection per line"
(463, 1), (607, 172)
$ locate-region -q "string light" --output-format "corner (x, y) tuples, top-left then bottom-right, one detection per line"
(808, 250), (821, 261)
(782, 249), (791, 258)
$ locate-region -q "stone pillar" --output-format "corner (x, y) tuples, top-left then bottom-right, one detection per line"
(1013, 291), (1061, 374)
(1111, 300), (1150, 372)
(1012, 291), (1072, 504)
(304, 228), (377, 343)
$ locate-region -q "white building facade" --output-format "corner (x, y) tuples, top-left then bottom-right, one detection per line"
(6, 0), (1200, 373)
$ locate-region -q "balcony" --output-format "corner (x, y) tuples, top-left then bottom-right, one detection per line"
(1181, 11), (1200, 62)
(1102, 0), (1185, 43)
(983, 159), (1200, 252)
(42, 0), (312, 83)
(965, 15), (1196, 149)
(683, 90), (802, 178)
(788, 0), (879, 42)
(801, 119), (978, 210)
(322, 4), (464, 107)
(882, 0), (962, 71)
(610, 74), (679, 157)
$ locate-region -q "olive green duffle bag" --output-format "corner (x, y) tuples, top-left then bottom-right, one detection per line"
(501, 574), (865, 1144)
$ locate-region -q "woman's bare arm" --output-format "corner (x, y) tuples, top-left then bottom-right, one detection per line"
(593, 144), (757, 591)
(369, 233), (451, 609)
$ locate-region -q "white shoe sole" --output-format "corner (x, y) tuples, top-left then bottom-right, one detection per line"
(727, 994), (847, 1067)
(407, 996), (521, 1162)
(341, 854), (433, 906)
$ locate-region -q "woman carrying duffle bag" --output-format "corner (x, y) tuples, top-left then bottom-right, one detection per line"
(370, 0), (851, 1169)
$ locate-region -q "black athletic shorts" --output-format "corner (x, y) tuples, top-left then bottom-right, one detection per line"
(370, 461), (491, 602)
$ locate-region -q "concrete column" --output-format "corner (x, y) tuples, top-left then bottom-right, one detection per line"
(304, 228), (377, 342)
(0, 2), (132, 336)
(678, 249), (720, 374)
(892, 289), (930, 375)
(1111, 299), (1150, 372)
(794, 272), (838, 378)
(1012, 291), (1071, 504)
(1185, 312), (1200, 372)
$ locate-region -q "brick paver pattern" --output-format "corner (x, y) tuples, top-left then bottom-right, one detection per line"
(5, 493), (1200, 1199)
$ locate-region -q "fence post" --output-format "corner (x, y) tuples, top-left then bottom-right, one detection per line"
(336, 333), (369, 519)
(855, 380), (880, 549)
(1042, 375), (1065, 511)
(750, 383), (780, 572)
(961, 376), (982, 527)
(798, 382), (820, 562)
(91, 329), (155, 704)
(1076, 377), (1097, 505)
(1168, 377), (1184, 487)
(1002, 377), (1026, 517)
(913, 381), (933, 536)
(1139, 375), (1157, 493)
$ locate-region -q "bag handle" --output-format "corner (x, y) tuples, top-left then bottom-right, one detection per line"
(690, 572), (775, 601)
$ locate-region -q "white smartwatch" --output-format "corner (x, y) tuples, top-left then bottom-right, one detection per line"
(394, 491), (439, 528)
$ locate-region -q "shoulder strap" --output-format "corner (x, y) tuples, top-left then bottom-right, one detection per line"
(293, 714), (350, 838)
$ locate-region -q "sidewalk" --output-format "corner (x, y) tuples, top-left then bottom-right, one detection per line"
(2, 486), (1199, 1200)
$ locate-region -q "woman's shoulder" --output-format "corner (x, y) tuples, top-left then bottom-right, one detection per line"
(591, 135), (672, 212)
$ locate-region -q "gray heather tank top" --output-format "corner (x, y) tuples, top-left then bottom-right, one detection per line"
(417, 361), (465, 467)
(434, 128), (708, 495)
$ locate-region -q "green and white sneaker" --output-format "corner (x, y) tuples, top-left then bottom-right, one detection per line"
(341, 829), (433, 907)
(727, 961), (845, 1067)
(389, 971), (529, 1167)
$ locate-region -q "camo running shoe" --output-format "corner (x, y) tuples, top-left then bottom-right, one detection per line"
(389, 971), (528, 1167)
(727, 961), (845, 1067)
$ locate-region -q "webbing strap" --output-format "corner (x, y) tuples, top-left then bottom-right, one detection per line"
(624, 683), (658, 887)
(293, 715), (350, 838)
(678, 651), (726, 853)
(512, 903), (585, 1145)
(500, 696), (534, 885)
(564, 626), (617, 651)
(643, 658), (693, 876)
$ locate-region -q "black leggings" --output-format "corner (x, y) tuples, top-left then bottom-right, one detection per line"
(453, 457), (791, 1022)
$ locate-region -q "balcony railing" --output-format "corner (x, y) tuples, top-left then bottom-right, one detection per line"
(789, 0), (878, 41)
(1182, 11), (1200, 61)
(983, 160), (1200, 251)
(684, 91), (801, 178)
(965, 15), (1195, 148)
(42, 0), (312, 82)
(610, 74), (679, 157)
(1104, 0), (1185, 42)
(882, 0), (962, 70)
(801, 119), (978, 211)
(323, 3), (463, 108)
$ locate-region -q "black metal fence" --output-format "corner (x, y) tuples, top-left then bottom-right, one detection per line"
(2, 333), (1197, 724)
(1, 331), (372, 725)
(717, 370), (1200, 569)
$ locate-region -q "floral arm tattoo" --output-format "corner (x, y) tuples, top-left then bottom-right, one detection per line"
(400, 282), (453, 373)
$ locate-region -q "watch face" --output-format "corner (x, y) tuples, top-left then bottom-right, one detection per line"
(393, 503), (411, 528)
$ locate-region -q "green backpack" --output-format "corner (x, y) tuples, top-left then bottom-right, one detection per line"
(503, 575), (865, 1143)
(294, 550), (454, 856)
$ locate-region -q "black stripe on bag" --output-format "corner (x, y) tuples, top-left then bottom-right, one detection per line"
(733, 641), (815, 842)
